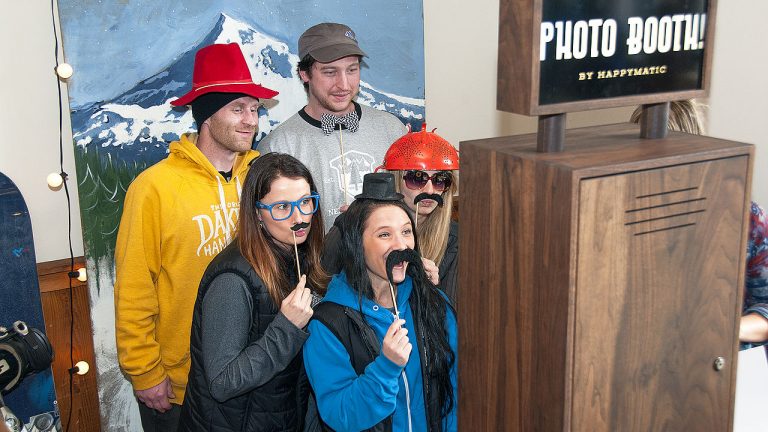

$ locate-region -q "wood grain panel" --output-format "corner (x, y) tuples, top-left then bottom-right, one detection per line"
(459, 146), (515, 430)
(38, 257), (87, 293)
(497, 0), (536, 114)
(460, 125), (751, 431)
(459, 140), (576, 430)
(462, 124), (750, 174)
(38, 258), (100, 432)
(573, 157), (747, 431)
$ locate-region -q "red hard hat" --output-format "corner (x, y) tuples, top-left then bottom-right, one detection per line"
(378, 124), (459, 171)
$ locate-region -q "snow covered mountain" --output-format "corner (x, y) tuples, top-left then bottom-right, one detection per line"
(71, 13), (425, 162)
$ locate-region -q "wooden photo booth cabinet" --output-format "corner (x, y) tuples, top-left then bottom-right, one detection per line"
(459, 125), (752, 431)
(458, 0), (752, 430)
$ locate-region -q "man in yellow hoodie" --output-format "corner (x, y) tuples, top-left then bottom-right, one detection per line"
(114, 43), (278, 431)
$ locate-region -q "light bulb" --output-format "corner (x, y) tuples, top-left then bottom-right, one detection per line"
(77, 267), (87, 282)
(56, 63), (74, 79)
(74, 360), (89, 375)
(47, 172), (63, 188)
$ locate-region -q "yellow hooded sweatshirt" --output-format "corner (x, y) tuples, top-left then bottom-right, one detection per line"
(114, 133), (258, 404)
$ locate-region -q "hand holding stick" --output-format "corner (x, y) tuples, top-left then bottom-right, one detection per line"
(281, 275), (313, 328)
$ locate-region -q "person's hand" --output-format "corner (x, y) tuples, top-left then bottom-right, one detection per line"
(135, 376), (175, 412)
(422, 257), (440, 285)
(281, 275), (313, 329)
(382, 319), (411, 367)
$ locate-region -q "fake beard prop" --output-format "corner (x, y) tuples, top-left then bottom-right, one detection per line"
(385, 248), (422, 288)
(290, 222), (311, 279)
(413, 192), (444, 207)
(384, 248), (421, 318)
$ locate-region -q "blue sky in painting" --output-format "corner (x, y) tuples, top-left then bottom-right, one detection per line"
(58, 0), (425, 107)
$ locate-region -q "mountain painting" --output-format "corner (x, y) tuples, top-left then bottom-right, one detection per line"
(57, 2), (425, 430)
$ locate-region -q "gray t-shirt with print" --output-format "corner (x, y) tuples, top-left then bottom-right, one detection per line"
(259, 102), (407, 232)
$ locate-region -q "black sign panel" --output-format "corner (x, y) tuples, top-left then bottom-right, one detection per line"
(539, 0), (708, 105)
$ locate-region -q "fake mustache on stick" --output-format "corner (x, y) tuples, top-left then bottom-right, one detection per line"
(385, 248), (420, 319)
(413, 192), (444, 207)
(290, 222), (310, 231)
(413, 193), (443, 230)
(385, 248), (421, 286)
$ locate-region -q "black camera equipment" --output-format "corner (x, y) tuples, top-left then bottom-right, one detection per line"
(0, 321), (54, 395)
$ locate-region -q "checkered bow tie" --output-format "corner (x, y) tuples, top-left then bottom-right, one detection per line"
(320, 112), (360, 135)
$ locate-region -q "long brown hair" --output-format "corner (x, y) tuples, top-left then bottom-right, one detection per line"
(393, 169), (457, 265)
(238, 153), (329, 305)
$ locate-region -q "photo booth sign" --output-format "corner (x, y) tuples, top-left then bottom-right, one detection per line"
(499, 0), (715, 114)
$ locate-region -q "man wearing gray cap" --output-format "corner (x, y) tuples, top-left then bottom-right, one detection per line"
(259, 22), (407, 233)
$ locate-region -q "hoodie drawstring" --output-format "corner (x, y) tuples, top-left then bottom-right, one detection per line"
(234, 175), (242, 202)
(216, 175), (234, 244)
(402, 370), (413, 432)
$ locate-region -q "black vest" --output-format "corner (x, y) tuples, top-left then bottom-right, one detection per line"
(178, 242), (308, 432)
(312, 298), (443, 432)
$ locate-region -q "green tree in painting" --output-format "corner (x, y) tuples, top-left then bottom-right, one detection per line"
(75, 144), (147, 292)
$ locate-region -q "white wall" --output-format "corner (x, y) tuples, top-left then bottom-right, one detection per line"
(706, 2), (768, 206)
(422, 0), (635, 144)
(0, 1), (83, 263)
(1, 1), (764, 259)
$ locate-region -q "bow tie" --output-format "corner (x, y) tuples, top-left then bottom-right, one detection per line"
(320, 112), (360, 135)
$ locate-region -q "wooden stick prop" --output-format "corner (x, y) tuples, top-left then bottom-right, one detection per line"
(290, 222), (310, 279)
(339, 126), (348, 206)
(292, 231), (301, 279)
(388, 281), (400, 319)
(415, 202), (419, 231)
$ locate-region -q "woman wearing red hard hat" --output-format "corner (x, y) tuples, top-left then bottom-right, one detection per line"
(376, 125), (459, 303)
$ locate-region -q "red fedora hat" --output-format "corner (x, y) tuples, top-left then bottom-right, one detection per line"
(171, 43), (278, 106)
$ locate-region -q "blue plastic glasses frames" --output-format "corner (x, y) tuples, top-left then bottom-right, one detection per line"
(255, 193), (320, 221)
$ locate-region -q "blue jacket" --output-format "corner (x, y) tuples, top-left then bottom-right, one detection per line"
(303, 272), (458, 431)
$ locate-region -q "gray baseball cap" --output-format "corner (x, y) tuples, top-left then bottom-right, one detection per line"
(298, 23), (367, 63)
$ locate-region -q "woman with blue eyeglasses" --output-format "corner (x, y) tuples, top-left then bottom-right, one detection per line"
(178, 153), (329, 432)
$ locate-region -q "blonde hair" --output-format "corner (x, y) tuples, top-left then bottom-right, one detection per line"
(630, 100), (706, 135)
(393, 170), (457, 265)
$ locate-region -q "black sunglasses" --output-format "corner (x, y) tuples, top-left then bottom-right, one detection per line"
(403, 170), (452, 192)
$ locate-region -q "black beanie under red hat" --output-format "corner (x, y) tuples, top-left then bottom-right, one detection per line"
(190, 92), (252, 128)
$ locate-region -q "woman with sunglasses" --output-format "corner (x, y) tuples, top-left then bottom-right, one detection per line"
(178, 153), (329, 432)
(322, 128), (459, 303)
(305, 196), (457, 431)
(379, 127), (459, 303)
